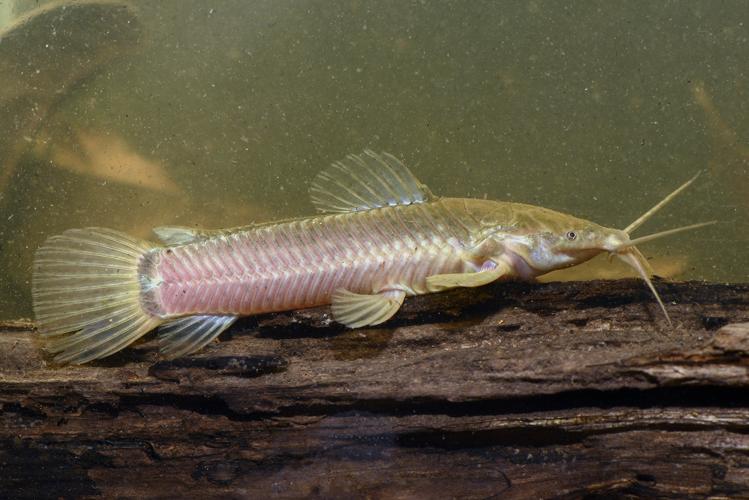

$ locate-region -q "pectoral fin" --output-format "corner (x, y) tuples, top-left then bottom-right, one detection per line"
(426, 267), (506, 292)
(331, 289), (406, 328)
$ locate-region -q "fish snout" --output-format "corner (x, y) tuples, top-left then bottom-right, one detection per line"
(602, 230), (631, 254)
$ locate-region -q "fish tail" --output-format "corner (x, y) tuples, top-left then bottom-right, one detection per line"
(32, 227), (163, 364)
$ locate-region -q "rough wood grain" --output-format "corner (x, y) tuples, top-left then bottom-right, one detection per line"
(1, 279), (749, 499)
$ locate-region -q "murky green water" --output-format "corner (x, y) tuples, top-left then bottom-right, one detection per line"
(1, 0), (747, 319)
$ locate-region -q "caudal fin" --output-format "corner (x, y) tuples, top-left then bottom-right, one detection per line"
(32, 228), (162, 364)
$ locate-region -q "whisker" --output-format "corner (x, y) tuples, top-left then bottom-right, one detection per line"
(616, 250), (671, 325)
(618, 221), (717, 249)
(624, 171), (702, 234)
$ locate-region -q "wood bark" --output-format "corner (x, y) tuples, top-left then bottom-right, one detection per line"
(1, 279), (748, 499)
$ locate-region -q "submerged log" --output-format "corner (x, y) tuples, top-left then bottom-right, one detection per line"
(1, 279), (749, 498)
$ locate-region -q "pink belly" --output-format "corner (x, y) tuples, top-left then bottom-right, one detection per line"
(149, 208), (465, 318)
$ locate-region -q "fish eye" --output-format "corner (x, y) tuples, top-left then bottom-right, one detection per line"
(565, 231), (577, 241)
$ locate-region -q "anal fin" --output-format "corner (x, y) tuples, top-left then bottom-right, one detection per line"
(158, 314), (237, 358)
(331, 289), (406, 328)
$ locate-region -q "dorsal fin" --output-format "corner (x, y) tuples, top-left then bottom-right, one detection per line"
(154, 220), (300, 246)
(309, 150), (435, 213)
(153, 226), (218, 246)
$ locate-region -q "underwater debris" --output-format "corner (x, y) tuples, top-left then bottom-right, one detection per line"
(0, 0), (143, 194)
(39, 129), (181, 195)
(691, 80), (749, 207)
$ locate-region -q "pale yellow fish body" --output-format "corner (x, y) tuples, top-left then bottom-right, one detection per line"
(32, 150), (710, 364)
(141, 197), (591, 321)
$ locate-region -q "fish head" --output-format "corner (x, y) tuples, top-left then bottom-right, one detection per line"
(465, 171), (715, 326)
(458, 199), (613, 276)
(498, 207), (616, 274)
(543, 218), (629, 268)
(538, 211), (714, 326)
(452, 166), (714, 325)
